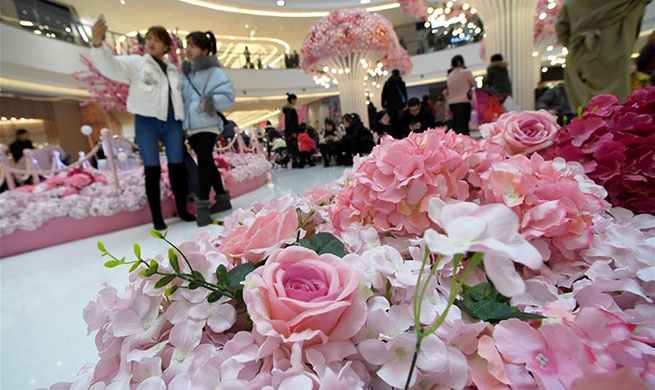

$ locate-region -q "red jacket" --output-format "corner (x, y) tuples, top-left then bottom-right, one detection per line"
(298, 133), (317, 153)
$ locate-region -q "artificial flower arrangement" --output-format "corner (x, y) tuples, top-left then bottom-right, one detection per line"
(0, 168), (159, 235)
(49, 120), (654, 389)
(481, 87), (655, 215)
(1, 152), (271, 235)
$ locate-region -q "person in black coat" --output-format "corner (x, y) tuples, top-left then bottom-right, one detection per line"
(341, 113), (374, 165)
(381, 69), (408, 123)
(373, 110), (396, 139)
(282, 93), (299, 164)
(484, 53), (512, 96)
(9, 129), (34, 162)
(401, 98), (436, 134)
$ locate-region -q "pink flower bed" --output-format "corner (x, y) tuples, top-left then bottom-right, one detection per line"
(543, 87), (655, 215)
(47, 125), (654, 390)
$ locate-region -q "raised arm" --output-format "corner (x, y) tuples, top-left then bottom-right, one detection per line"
(90, 18), (139, 84)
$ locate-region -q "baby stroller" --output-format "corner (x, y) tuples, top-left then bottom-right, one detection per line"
(271, 137), (290, 168)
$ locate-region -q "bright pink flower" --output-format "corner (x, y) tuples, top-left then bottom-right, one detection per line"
(243, 246), (366, 346)
(218, 209), (298, 264)
(543, 87), (655, 214)
(480, 110), (560, 155)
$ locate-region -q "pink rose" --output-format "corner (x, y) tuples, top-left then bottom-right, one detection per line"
(64, 173), (93, 189)
(218, 209), (298, 263)
(481, 110), (559, 155)
(243, 246), (366, 346)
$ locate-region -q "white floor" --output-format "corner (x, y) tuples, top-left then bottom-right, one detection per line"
(0, 166), (345, 390)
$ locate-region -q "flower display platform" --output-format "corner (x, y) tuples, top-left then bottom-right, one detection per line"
(0, 173), (269, 258)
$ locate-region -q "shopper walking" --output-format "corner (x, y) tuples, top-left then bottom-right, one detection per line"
(484, 53), (512, 96)
(181, 31), (235, 226)
(282, 93), (300, 166)
(446, 55), (476, 135)
(381, 69), (408, 124)
(91, 18), (194, 230)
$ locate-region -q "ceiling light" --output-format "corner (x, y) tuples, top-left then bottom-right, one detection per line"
(542, 67), (548, 73)
(532, 51), (539, 57)
(276, 0), (285, 6)
(360, 0), (371, 3)
(19, 20), (34, 27)
(10, 117), (16, 121)
(120, 0), (126, 4)
(33, 30), (42, 35)
(1, 117), (6, 121)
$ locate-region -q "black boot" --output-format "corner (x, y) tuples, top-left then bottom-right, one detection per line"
(144, 166), (166, 231)
(210, 192), (232, 214)
(167, 163), (196, 222)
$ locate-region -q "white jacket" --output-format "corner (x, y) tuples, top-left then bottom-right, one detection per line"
(90, 45), (185, 121)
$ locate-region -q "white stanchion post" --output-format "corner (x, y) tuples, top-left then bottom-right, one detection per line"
(79, 151), (92, 170)
(0, 144), (16, 190)
(51, 150), (66, 171)
(23, 149), (41, 184)
(101, 128), (121, 191)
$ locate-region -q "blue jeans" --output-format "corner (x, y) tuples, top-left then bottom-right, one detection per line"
(135, 110), (184, 167)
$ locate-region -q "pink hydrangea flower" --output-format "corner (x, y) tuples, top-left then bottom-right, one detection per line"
(243, 246), (367, 346)
(480, 153), (604, 259)
(331, 129), (471, 237)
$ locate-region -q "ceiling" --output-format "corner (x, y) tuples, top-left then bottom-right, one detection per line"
(67, 0), (416, 51)
(199, 0), (395, 11)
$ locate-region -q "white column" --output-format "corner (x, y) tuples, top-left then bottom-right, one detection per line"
(320, 52), (382, 128)
(471, 0), (538, 110)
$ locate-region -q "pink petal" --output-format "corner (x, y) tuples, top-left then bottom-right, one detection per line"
(493, 319), (545, 363)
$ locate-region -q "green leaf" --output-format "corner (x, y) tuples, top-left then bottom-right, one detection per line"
(188, 282), (199, 290)
(216, 264), (228, 284)
(456, 281), (544, 322)
(149, 260), (159, 273)
(297, 232), (346, 257)
(192, 271), (206, 282)
(97, 241), (106, 253)
(133, 244), (141, 259)
(129, 262), (140, 273)
(207, 291), (223, 303)
(227, 263), (257, 289)
(168, 248), (180, 273)
(165, 285), (178, 297)
(104, 260), (120, 268)
(155, 275), (176, 289)
(150, 229), (165, 239)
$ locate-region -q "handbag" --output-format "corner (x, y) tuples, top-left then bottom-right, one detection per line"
(185, 74), (229, 125)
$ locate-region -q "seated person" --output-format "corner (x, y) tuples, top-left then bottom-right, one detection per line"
(373, 110), (395, 140)
(319, 118), (342, 167)
(341, 113), (374, 165)
(401, 97), (436, 134)
(536, 83), (574, 125)
(297, 124), (317, 168)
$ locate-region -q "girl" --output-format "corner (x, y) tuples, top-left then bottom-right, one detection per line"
(91, 19), (194, 230)
(181, 31), (236, 226)
(446, 55), (476, 135)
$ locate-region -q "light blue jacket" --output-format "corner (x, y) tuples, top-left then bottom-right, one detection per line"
(181, 56), (235, 132)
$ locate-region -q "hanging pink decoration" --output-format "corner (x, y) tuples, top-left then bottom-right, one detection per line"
(534, 0), (562, 42)
(300, 8), (402, 74)
(398, 0), (430, 20)
(382, 46), (413, 76)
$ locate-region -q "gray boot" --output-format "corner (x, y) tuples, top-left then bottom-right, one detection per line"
(195, 199), (212, 227)
(210, 193), (232, 214)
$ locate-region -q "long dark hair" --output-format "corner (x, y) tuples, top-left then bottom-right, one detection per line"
(186, 31), (217, 56)
(343, 113), (364, 129)
(324, 118), (336, 130)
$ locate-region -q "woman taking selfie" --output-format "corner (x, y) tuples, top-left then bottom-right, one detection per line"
(181, 31), (235, 226)
(90, 18), (194, 230)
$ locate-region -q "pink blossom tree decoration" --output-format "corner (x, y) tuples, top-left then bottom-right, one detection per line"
(301, 9), (405, 126)
(398, 0), (430, 20)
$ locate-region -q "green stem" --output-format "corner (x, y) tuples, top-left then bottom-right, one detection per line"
(403, 338), (422, 390)
(413, 247), (430, 328)
(153, 271), (236, 299)
(417, 254), (443, 324)
(162, 237), (194, 274)
(423, 252), (483, 336)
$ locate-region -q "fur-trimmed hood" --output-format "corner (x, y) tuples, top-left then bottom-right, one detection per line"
(182, 56), (221, 75)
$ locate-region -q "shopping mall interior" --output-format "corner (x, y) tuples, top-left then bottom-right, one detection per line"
(1, 0), (655, 389)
